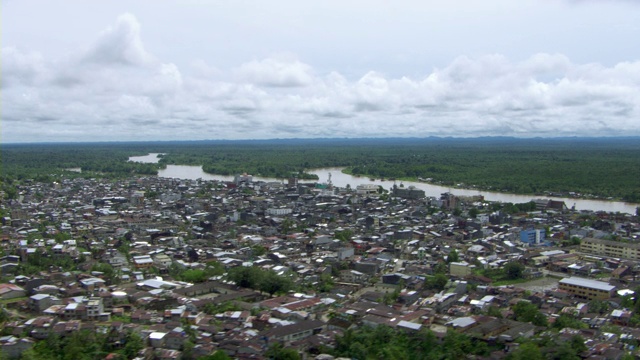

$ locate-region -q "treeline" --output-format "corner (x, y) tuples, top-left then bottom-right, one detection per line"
(0, 143), (160, 183)
(3, 138), (640, 202)
(331, 324), (593, 360)
(16, 330), (144, 360)
(226, 266), (294, 295)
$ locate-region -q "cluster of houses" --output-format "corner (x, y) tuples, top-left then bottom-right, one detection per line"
(1, 174), (640, 359)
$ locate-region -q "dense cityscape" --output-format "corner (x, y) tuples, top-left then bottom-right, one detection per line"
(1, 166), (639, 359)
(4, 1), (640, 359)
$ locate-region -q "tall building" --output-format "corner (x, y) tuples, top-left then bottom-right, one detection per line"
(520, 229), (546, 246)
(558, 276), (616, 300)
(392, 185), (425, 199)
(580, 237), (640, 260)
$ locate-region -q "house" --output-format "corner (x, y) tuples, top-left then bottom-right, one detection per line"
(0, 336), (34, 359)
(262, 319), (325, 342)
(24, 316), (56, 340)
(132, 255), (154, 269)
(30, 294), (62, 313)
(450, 262), (472, 277)
(164, 327), (188, 350)
(154, 254), (173, 268)
(0, 284), (26, 300)
(148, 332), (167, 348)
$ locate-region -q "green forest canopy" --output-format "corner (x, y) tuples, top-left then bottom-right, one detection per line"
(2, 137), (640, 202)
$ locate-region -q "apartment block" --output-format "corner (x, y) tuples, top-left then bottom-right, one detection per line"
(558, 276), (616, 300)
(580, 237), (640, 260)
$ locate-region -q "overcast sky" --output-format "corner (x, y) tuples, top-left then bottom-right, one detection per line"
(3, 0), (640, 143)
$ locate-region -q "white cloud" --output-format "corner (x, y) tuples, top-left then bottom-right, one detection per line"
(2, 12), (640, 143)
(236, 56), (314, 87)
(2, 47), (46, 88)
(82, 13), (154, 66)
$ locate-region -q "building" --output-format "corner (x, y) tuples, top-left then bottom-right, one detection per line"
(558, 277), (616, 300)
(580, 237), (640, 261)
(132, 255), (154, 269)
(393, 186), (425, 199)
(85, 297), (104, 320)
(440, 193), (458, 210)
(449, 261), (472, 277)
(520, 229), (546, 246)
(356, 184), (379, 195)
(266, 208), (293, 216)
(262, 319), (325, 342)
(0, 284), (26, 299)
(234, 173), (253, 184)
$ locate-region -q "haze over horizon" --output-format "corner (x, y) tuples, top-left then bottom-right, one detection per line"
(3, 0), (640, 143)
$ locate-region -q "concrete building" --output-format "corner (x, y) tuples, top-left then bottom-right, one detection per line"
(266, 208), (293, 216)
(580, 237), (640, 260)
(0, 284), (26, 299)
(558, 277), (616, 300)
(449, 261), (472, 277)
(520, 229), (546, 246)
(393, 186), (425, 199)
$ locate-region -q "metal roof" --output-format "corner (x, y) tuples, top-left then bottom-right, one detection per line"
(559, 276), (615, 292)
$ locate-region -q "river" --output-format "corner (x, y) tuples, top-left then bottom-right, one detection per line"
(130, 153), (638, 214)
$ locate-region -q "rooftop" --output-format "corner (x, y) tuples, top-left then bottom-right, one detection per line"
(559, 276), (615, 292)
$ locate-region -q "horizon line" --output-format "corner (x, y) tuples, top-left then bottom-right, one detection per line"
(4, 135), (640, 146)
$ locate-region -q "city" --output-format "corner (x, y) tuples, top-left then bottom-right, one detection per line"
(1, 172), (639, 359)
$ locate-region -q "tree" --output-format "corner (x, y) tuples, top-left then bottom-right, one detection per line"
(588, 299), (609, 314)
(280, 218), (294, 235)
(122, 332), (144, 359)
(91, 263), (115, 280)
(227, 266), (292, 295)
(569, 335), (587, 354)
(265, 343), (301, 360)
(317, 273), (335, 293)
(252, 245), (267, 257)
(201, 351), (232, 360)
(552, 314), (587, 330)
(468, 207), (479, 218)
(0, 307), (8, 323)
(513, 301), (547, 326)
(227, 266), (263, 289)
(486, 306), (503, 318)
(180, 269), (208, 283)
(506, 342), (543, 360)
(433, 261), (448, 275)
(182, 340), (195, 360)
(504, 261), (525, 280)
(447, 248), (459, 263)
(547, 341), (581, 360)
(259, 271), (293, 296)
(334, 229), (353, 242)
(426, 273), (449, 292)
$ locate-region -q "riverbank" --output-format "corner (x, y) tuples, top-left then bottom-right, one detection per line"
(340, 167), (634, 205)
(147, 163), (639, 214)
(129, 154), (638, 214)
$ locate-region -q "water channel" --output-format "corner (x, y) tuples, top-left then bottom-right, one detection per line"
(130, 153), (638, 214)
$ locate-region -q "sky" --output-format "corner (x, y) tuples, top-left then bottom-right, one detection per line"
(3, 0), (640, 143)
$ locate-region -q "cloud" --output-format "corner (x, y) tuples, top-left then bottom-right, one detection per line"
(236, 56), (314, 87)
(2, 47), (46, 88)
(2, 12), (640, 143)
(82, 13), (154, 66)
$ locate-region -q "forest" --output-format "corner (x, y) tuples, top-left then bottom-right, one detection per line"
(2, 137), (640, 202)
